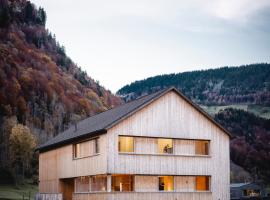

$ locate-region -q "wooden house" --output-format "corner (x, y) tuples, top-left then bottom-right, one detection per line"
(230, 182), (267, 199)
(37, 87), (231, 200)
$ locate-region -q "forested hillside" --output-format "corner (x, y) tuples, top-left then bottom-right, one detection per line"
(215, 109), (270, 183)
(0, 0), (122, 183)
(118, 64), (270, 106)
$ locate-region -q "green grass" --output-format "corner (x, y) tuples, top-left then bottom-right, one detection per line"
(201, 104), (270, 119)
(0, 183), (38, 200)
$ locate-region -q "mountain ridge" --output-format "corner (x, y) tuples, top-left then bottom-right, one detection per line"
(118, 64), (270, 106)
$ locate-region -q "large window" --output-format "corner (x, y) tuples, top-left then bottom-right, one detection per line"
(112, 175), (134, 192)
(195, 140), (209, 155)
(159, 176), (174, 191)
(73, 138), (100, 159)
(75, 176), (107, 192)
(196, 176), (210, 191)
(75, 176), (90, 192)
(158, 139), (173, 154)
(118, 136), (134, 153)
(91, 175), (107, 192)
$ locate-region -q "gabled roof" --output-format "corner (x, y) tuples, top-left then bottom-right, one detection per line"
(37, 87), (231, 152)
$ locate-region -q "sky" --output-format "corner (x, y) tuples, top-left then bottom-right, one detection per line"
(31, 0), (270, 93)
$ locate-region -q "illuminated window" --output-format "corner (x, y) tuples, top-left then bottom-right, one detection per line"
(196, 176), (210, 191)
(158, 139), (173, 154)
(118, 136), (134, 152)
(195, 140), (209, 155)
(159, 176), (174, 191)
(75, 176), (89, 192)
(91, 175), (107, 192)
(243, 189), (260, 197)
(111, 175), (134, 192)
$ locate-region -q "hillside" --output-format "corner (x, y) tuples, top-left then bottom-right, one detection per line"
(0, 0), (122, 183)
(215, 108), (270, 183)
(118, 64), (270, 107)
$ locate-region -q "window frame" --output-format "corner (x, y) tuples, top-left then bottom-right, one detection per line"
(118, 136), (135, 153)
(118, 135), (211, 158)
(111, 174), (134, 192)
(157, 138), (174, 154)
(195, 140), (210, 156)
(73, 137), (100, 159)
(195, 176), (211, 191)
(158, 176), (174, 192)
(90, 175), (107, 192)
(75, 176), (90, 193)
(94, 137), (100, 154)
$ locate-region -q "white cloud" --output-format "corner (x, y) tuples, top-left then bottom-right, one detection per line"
(205, 0), (270, 23)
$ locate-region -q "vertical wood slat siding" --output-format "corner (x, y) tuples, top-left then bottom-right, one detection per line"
(39, 135), (107, 193)
(175, 176), (195, 192)
(134, 176), (157, 192)
(107, 91), (230, 200)
(73, 192), (212, 200)
(174, 140), (195, 155)
(135, 138), (157, 154)
(79, 140), (95, 158)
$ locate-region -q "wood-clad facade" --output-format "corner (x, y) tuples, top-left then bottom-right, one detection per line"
(38, 88), (230, 200)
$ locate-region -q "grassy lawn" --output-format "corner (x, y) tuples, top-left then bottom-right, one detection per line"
(201, 104), (270, 119)
(0, 183), (38, 200)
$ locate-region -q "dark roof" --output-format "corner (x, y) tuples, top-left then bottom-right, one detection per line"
(37, 87), (231, 152)
(230, 183), (251, 188)
(230, 183), (262, 189)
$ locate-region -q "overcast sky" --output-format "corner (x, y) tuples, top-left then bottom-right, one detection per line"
(31, 0), (270, 93)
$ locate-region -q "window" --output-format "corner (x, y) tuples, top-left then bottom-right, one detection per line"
(195, 140), (209, 155)
(111, 175), (134, 192)
(158, 139), (173, 154)
(75, 176), (90, 192)
(159, 176), (174, 191)
(91, 175), (107, 192)
(243, 189), (260, 197)
(74, 143), (81, 158)
(196, 176), (210, 191)
(73, 138), (100, 158)
(118, 136), (134, 153)
(94, 138), (100, 154)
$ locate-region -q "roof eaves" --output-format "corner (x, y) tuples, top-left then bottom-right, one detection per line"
(36, 128), (107, 152)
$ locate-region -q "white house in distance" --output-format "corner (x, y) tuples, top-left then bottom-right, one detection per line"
(36, 87), (231, 200)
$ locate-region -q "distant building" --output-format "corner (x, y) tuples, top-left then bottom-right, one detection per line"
(230, 182), (267, 199)
(36, 87), (231, 200)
